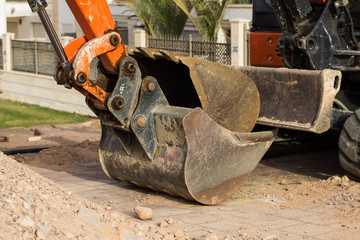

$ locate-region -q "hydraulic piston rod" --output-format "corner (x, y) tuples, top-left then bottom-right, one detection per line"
(26, 0), (70, 70)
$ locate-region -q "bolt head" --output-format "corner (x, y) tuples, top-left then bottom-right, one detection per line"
(147, 82), (156, 92)
(77, 72), (87, 84)
(110, 35), (120, 47)
(123, 60), (136, 76)
(111, 97), (125, 110)
(137, 117), (146, 128)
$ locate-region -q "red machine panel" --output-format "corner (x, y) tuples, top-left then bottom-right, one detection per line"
(250, 32), (284, 67)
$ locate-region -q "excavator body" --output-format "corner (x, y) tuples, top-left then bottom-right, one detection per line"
(249, 0), (360, 179)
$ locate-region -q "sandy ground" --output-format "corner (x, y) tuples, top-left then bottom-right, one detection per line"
(1, 121), (360, 239)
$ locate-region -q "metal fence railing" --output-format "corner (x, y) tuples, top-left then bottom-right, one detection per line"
(0, 39), (3, 69)
(12, 40), (57, 75)
(192, 41), (231, 65)
(148, 37), (231, 65)
(148, 38), (190, 54)
(10, 39), (99, 77)
(12, 40), (37, 73)
(37, 42), (58, 75)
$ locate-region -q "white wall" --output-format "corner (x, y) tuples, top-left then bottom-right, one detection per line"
(224, 5), (252, 22)
(0, 0), (6, 36)
(0, 70), (95, 116)
(58, 0), (75, 35)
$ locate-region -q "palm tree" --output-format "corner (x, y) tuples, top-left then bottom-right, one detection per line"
(116, 0), (190, 38)
(173, 0), (230, 41)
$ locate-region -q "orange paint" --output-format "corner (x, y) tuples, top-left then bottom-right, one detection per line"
(56, 0), (130, 106)
(63, 36), (87, 63)
(65, 0), (128, 73)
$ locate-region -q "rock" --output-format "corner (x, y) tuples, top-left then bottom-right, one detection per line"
(35, 229), (46, 240)
(160, 220), (169, 228)
(77, 206), (100, 230)
(20, 216), (34, 228)
(64, 231), (75, 239)
(23, 201), (31, 210)
(342, 176), (350, 182)
(0, 136), (9, 142)
(168, 217), (174, 224)
(134, 206), (153, 220)
(28, 136), (42, 142)
(201, 234), (219, 240)
(36, 225), (52, 239)
(174, 229), (185, 238)
(111, 212), (126, 222)
(120, 233), (142, 240)
(331, 176), (341, 182)
(157, 228), (168, 236)
(164, 234), (175, 240)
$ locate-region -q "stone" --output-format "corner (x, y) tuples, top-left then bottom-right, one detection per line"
(134, 206), (153, 220)
(174, 229), (185, 238)
(36, 225), (52, 239)
(111, 212), (126, 222)
(163, 234), (175, 240)
(120, 233), (142, 240)
(157, 228), (168, 236)
(342, 176), (350, 182)
(35, 229), (46, 240)
(160, 220), (168, 228)
(28, 136), (42, 142)
(64, 232), (75, 238)
(20, 216), (34, 228)
(76, 206), (100, 230)
(201, 234), (219, 240)
(23, 201), (31, 210)
(167, 217), (174, 224)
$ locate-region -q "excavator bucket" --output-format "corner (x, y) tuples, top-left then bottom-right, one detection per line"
(96, 49), (276, 204)
(28, 0), (275, 205)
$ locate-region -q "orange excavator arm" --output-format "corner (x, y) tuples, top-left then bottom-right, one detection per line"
(65, 0), (128, 73)
(26, 0), (128, 106)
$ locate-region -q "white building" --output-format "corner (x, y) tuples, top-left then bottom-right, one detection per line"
(2, 0), (252, 44)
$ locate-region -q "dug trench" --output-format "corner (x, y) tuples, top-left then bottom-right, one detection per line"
(0, 121), (359, 239)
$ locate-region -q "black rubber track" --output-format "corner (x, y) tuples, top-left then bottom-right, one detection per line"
(338, 110), (360, 181)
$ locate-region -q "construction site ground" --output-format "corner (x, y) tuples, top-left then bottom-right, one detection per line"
(1, 120), (359, 240)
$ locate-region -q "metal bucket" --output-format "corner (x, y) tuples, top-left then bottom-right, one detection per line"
(94, 49), (276, 204)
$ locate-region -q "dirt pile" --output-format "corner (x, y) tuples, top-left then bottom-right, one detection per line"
(15, 140), (100, 167)
(0, 152), (145, 240)
(1, 153), (231, 240)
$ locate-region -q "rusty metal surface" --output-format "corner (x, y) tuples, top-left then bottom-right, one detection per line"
(237, 66), (341, 133)
(96, 46), (272, 204)
(183, 108), (277, 204)
(107, 57), (142, 130)
(130, 77), (189, 160)
(99, 107), (276, 204)
(127, 46), (260, 133)
(179, 58), (260, 133)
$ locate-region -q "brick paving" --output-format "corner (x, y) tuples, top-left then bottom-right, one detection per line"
(27, 150), (359, 240)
